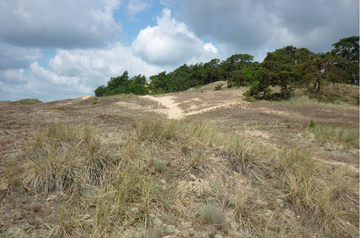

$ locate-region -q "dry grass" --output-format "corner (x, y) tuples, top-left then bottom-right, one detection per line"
(188, 81), (228, 91)
(21, 122), (113, 195)
(307, 123), (359, 149)
(1, 116), (358, 237)
(261, 94), (359, 111)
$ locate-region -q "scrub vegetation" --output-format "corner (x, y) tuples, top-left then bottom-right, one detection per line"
(96, 36), (359, 103)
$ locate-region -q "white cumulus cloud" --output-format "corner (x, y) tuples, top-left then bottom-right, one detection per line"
(131, 8), (220, 67)
(0, 42), (167, 102)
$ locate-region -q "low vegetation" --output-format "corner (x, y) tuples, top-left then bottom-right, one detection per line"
(307, 122), (359, 149)
(14, 98), (43, 105)
(1, 117), (358, 237)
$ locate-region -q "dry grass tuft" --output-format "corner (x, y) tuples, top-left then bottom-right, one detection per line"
(21, 122), (113, 195)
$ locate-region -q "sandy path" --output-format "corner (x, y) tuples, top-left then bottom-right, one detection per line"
(142, 95), (184, 119)
(142, 93), (301, 120)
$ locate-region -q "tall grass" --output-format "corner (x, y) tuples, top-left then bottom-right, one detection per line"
(21, 123), (112, 195)
(309, 124), (359, 149)
(276, 149), (359, 237)
(11, 119), (359, 237)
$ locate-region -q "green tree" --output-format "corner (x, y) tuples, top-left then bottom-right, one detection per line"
(226, 54), (255, 87)
(94, 85), (107, 97)
(107, 71), (129, 90)
(331, 36), (359, 62)
(331, 36), (359, 84)
(204, 58), (220, 83)
(131, 74), (147, 86)
(249, 46), (297, 99)
(296, 55), (349, 94)
(149, 71), (168, 93)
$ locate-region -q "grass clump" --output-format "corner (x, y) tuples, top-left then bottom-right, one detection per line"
(15, 98), (43, 105)
(199, 203), (225, 225)
(21, 122), (112, 195)
(135, 118), (219, 147)
(308, 124), (359, 149)
(199, 203), (226, 238)
(276, 149), (359, 237)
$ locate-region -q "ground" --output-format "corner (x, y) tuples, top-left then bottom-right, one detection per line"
(0, 82), (358, 237)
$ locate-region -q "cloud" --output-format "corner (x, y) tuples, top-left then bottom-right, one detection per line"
(0, 42), (165, 102)
(0, 0), (123, 49)
(177, 0), (359, 60)
(0, 43), (45, 70)
(0, 69), (28, 84)
(127, 0), (151, 16)
(160, 0), (179, 8)
(131, 8), (220, 67)
(0, 6), (222, 102)
(48, 43), (164, 84)
(0, 61), (92, 102)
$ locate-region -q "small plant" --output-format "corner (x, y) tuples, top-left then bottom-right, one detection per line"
(153, 158), (167, 173)
(309, 119), (318, 129)
(214, 84), (224, 91)
(93, 101), (97, 105)
(199, 203), (225, 225)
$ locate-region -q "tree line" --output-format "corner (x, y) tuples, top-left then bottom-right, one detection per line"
(95, 36), (359, 100)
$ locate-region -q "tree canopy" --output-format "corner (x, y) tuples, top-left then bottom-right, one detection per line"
(95, 35), (359, 100)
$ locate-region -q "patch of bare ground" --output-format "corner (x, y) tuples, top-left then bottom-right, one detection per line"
(0, 85), (358, 237)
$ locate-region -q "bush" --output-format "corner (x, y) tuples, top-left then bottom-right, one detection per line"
(309, 119), (318, 129)
(95, 85), (107, 97)
(151, 88), (166, 95)
(214, 84), (223, 91)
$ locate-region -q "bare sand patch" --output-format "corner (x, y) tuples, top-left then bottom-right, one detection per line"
(141, 91), (301, 120)
(75, 95), (94, 101)
(142, 95), (184, 119)
(243, 130), (271, 139)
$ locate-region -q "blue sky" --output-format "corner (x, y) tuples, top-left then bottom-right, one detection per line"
(0, 0), (358, 102)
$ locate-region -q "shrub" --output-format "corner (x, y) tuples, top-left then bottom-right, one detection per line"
(309, 119), (318, 129)
(95, 85), (108, 97)
(214, 84), (223, 91)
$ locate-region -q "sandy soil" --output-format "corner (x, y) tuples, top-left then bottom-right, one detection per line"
(141, 89), (303, 120)
(142, 95), (184, 119)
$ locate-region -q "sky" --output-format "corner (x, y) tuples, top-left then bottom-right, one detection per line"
(0, 0), (358, 102)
